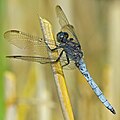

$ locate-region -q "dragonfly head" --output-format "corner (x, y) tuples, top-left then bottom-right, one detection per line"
(57, 31), (69, 43)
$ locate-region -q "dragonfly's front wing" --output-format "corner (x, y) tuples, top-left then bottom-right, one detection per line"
(77, 59), (116, 114)
(4, 30), (56, 56)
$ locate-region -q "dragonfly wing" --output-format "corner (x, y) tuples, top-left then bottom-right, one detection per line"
(56, 5), (69, 28)
(4, 30), (43, 49)
(6, 54), (76, 69)
(4, 30), (55, 55)
(78, 59), (116, 114)
(56, 5), (81, 46)
(6, 55), (57, 64)
(6, 55), (75, 65)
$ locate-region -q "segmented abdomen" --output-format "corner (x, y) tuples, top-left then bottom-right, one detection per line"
(77, 59), (116, 114)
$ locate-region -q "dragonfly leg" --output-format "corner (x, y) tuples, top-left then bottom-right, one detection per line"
(50, 50), (70, 67)
(62, 53), (70, 67)
(45, 42), (60, 51)
(51, 47), (59, 51)
(54, 50), (64, 62)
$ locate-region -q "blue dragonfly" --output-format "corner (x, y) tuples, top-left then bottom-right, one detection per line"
(4, 5), (116, 114)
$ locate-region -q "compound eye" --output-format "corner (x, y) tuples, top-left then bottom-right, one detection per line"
(63, 32), (69, 38)
(65, 34), (68, 38)
(57, 31), (66, 43)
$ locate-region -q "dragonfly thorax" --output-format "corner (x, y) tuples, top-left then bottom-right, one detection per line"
(57, 31), (68, 43)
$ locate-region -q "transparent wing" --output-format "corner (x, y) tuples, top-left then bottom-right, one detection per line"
(6, 53), (76, 69)
(6, 55), (75, 67)
(4, 30), (55, 55)
(56, 5), (69, 28)
(4, 30), (75, 68)
(4, 30), (43, 49)
(6, 55), (58, 64)
(56, 5), (81, 47)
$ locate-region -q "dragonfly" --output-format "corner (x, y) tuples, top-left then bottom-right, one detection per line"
(4, 5), (116, 114)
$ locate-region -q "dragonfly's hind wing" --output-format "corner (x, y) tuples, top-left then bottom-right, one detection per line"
(78, 59), (116, 114)
(6, 55), (58, 64)
(6, 55), (74, 65)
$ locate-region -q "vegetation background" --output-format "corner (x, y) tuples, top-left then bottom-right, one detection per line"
(0, 0), (120, 120)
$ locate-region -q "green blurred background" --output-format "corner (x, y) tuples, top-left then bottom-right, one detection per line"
(0, 0), (120, 120)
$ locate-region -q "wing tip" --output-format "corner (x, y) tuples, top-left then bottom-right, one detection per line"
(56, 5), (62, 11)
(6, 55), (21, 58)
(56, 5), (60, 8)
(4, 30), (20, 38)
